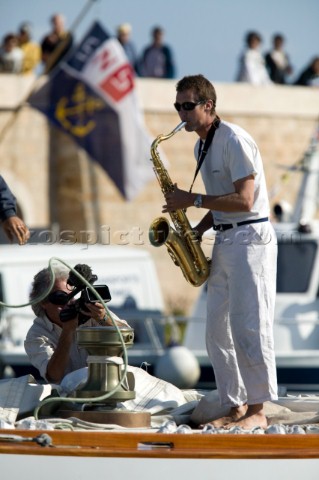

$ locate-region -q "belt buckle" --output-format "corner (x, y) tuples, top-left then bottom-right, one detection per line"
(219, 224), (224, 232)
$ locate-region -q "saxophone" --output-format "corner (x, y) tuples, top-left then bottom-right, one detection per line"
(149, 121), (210, 287)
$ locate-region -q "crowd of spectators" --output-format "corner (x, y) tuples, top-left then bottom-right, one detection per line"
(0, 14), (73, 75)
(236, 30), (319, 87)
(0, 22), (40, 74)
(0, 15), (317, 87)
(116, 23), (175, 79)
(0, 16), (176, 80)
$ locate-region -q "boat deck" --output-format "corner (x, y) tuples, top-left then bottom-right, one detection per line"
(1, 428), (319, 459)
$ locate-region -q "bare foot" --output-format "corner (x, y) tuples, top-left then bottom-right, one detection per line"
(224, 404), (267, 430)
(202, 404), (248, 428)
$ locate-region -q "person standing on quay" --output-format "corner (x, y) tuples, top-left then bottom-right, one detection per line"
(139, 26), (175, 79)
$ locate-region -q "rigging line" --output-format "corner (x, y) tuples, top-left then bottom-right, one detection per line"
(0, 0), (98, 147)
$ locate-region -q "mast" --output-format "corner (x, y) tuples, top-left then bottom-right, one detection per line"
(292, 128), (319, 225)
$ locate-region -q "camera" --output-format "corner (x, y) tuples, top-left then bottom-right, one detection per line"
(82, 284), (111, 304)
(58, 264), (111, 325)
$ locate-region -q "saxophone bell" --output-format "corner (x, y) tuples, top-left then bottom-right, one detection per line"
(149, 217), (170, 247)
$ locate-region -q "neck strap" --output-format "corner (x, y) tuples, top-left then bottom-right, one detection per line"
(189, 116), (220, 193)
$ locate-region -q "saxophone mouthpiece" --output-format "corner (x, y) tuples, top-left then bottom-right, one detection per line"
(175, 121), (187, 133)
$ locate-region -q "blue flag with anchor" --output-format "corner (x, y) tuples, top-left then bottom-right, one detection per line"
(29, 21), (153, 200)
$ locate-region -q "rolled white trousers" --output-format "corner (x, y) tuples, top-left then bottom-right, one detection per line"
(206, 222), (278, 407)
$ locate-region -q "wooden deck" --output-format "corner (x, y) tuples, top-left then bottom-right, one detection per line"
(1, 428), (319, 459)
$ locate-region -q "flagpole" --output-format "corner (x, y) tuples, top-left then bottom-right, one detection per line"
(70, 0), (99, 32)
(0, 0), (98, 146)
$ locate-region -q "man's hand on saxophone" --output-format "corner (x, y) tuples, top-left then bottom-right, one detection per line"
(163, 183), (195, 213)
(163, 183), (212, 243)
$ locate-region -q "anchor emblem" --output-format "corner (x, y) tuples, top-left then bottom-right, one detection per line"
(55, 83), (105, 137)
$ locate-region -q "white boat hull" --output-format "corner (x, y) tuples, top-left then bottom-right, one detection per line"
(2, 429), (319, 480)
(2, 454), (319, 480)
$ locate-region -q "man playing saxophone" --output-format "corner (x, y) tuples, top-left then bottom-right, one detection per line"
(162, 74), (277, 431)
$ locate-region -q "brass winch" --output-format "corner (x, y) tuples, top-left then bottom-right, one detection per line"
(75, 326), (135, 402)
(58, 326), (150, 427)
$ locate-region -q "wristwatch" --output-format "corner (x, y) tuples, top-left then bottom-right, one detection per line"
(194, 194), (203, 208)
(98, 314), (108, 326)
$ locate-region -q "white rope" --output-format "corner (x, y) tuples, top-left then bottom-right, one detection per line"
(87, 355), (124, 365)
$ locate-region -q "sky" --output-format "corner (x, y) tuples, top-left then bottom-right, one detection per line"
(1, 0), (319, 83)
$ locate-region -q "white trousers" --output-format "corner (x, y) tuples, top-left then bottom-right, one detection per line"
(206, 222), (278, 407)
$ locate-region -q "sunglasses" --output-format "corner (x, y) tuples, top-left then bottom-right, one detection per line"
(174, 100), (205, 112)
(47, 290), (70, 305)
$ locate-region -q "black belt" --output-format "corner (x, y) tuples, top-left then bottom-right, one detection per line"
(213, 217), (269, 232)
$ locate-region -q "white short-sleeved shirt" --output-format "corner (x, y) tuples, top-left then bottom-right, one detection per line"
(194, 120), (270, 225)
(24, 313), (129, 381)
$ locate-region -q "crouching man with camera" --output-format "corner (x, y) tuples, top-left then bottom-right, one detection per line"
(24, 264), (129, 384)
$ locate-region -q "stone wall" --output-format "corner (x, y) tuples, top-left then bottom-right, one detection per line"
(0, 74), (318, 314)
